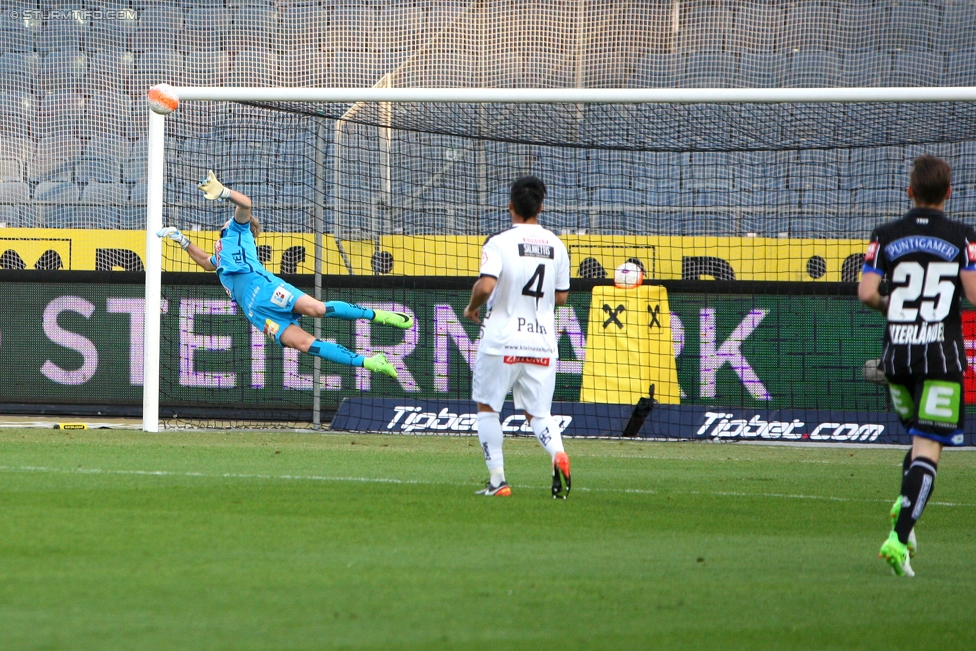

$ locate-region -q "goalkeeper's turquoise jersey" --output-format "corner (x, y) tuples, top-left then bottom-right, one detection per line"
(209, 218), (266, 301)
(210, 218), (263, 276)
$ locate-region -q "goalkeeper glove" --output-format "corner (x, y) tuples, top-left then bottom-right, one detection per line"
(198, 170), (230, 201)
(157, 227), (191, 250)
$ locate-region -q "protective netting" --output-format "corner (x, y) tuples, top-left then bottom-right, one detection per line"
(165, 100), (976, 247)
(155, 99), (959, 430)
(3, 1), (976, 433)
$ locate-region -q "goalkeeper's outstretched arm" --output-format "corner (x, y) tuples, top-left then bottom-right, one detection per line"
(156, 227), (216, 271)
(227, 188), (252, 225)
(198, 169), (259, 230)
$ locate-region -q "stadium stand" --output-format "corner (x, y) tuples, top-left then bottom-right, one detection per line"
(781, 1), (833, 51)
(88, 50), (136, 95)
(729, 2), (784, 52)
(938, 2), (976, 52)
(678, 51), (736, 88)
(734, 51), (788, 88)
(37, 16), (87, 56)
(227, 4), (277, 52)
(131, 5), (184, 53)
(280, 49), (327, 87)
(80, 181), (126, 228)
(0, 1), (975, 238)
(87, 10), (138, 55)
(75, 155), (121, 184)
(786, 50), (841, 88)
(183, 6), (231, 53)
(0, 52), (40, 94)
(278, 4), (324, 51)
(839, 50), (892, 87)
(676, 2), (731, 53)
(628, 53), (680, 88)
(34, 181), (81, 227)
(0, 11), (37, 54)
(834, 3), (883, 52)
(35, 91), (85, 140)
(0, 159), (22, 183)
(0, 180), (31, 227)
(890, 50), (946, 87)
(882, 0), (941, 52)
(0, 91), (34, 137)
(133, 49), (185, 94)
(947, 49), (976, 85)
(38, 51), (88, 94)
(183, 49), (229, 86)
(229, 50), (277, 87)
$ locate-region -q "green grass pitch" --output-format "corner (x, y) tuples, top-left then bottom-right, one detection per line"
(0, 429), (974, 651)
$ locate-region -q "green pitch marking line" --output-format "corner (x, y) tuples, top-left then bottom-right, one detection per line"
(0, 464), (972, 508)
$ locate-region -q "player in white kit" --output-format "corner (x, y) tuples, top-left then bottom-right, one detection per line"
(463, 176), (572, 498)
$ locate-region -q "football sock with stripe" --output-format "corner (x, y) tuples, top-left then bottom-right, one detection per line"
(893, 448), (913, 502)
(529, 415), (564, 460)
(308, 341), (365, 367)
(476, 412), (505, 485)
(895, 456), (938, 545)
(324, 301), (374, 321)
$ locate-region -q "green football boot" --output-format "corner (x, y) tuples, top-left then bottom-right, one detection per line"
(879, 531), (915, 577)
(372, 309), (414, 329)
(889, 497), (917, 557)
(363, 353), (397, 378)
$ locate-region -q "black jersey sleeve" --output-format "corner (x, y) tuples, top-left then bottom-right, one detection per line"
(964, 225), (976, 272)
(862, 226), (886, 276)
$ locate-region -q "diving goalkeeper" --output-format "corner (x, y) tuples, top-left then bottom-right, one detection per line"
(157, 170), (412, 378)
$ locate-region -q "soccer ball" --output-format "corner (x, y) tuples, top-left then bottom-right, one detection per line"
(613, 262), (644, 289)
(148, 83), (179, 116)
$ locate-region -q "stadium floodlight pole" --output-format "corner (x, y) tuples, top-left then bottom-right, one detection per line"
(143, 109), (165, 433)
(172, 86), (976, 103)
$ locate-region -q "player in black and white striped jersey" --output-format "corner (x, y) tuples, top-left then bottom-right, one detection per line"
(859, 155), (976, 576)
(463, 176), (572, 498)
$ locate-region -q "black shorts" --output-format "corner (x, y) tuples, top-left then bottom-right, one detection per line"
(885, 372), (966, 446)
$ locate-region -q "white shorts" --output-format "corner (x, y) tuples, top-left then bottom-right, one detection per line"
(472, 352), (557, 416)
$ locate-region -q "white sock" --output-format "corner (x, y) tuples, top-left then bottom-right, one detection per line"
(476, 411), (505, 484)
(530, 414), (564, 459)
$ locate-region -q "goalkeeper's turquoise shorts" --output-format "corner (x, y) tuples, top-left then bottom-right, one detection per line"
(234, 271), (307, 345)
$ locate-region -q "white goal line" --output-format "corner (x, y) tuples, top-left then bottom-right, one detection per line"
(0, 465), (973, 509)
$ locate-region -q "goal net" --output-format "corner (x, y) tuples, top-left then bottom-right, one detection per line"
(146, 87), (976, 438)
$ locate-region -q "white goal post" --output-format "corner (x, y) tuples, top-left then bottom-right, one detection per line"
(142, 85), (976, 432)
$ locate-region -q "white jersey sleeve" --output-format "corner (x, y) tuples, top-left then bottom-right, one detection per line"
(476, 224), (568, 358)
(479, 236), (504, 279)
(555, 239), (570, 292)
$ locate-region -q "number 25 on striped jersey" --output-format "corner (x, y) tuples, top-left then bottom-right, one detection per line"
(888, 261), (958, 323)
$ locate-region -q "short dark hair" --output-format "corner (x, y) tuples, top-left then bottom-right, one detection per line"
(910, 155), (951, 205)
(510, 175), (546, 220)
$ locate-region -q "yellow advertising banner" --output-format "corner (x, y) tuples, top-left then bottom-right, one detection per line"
(0, 228), (867, 281)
